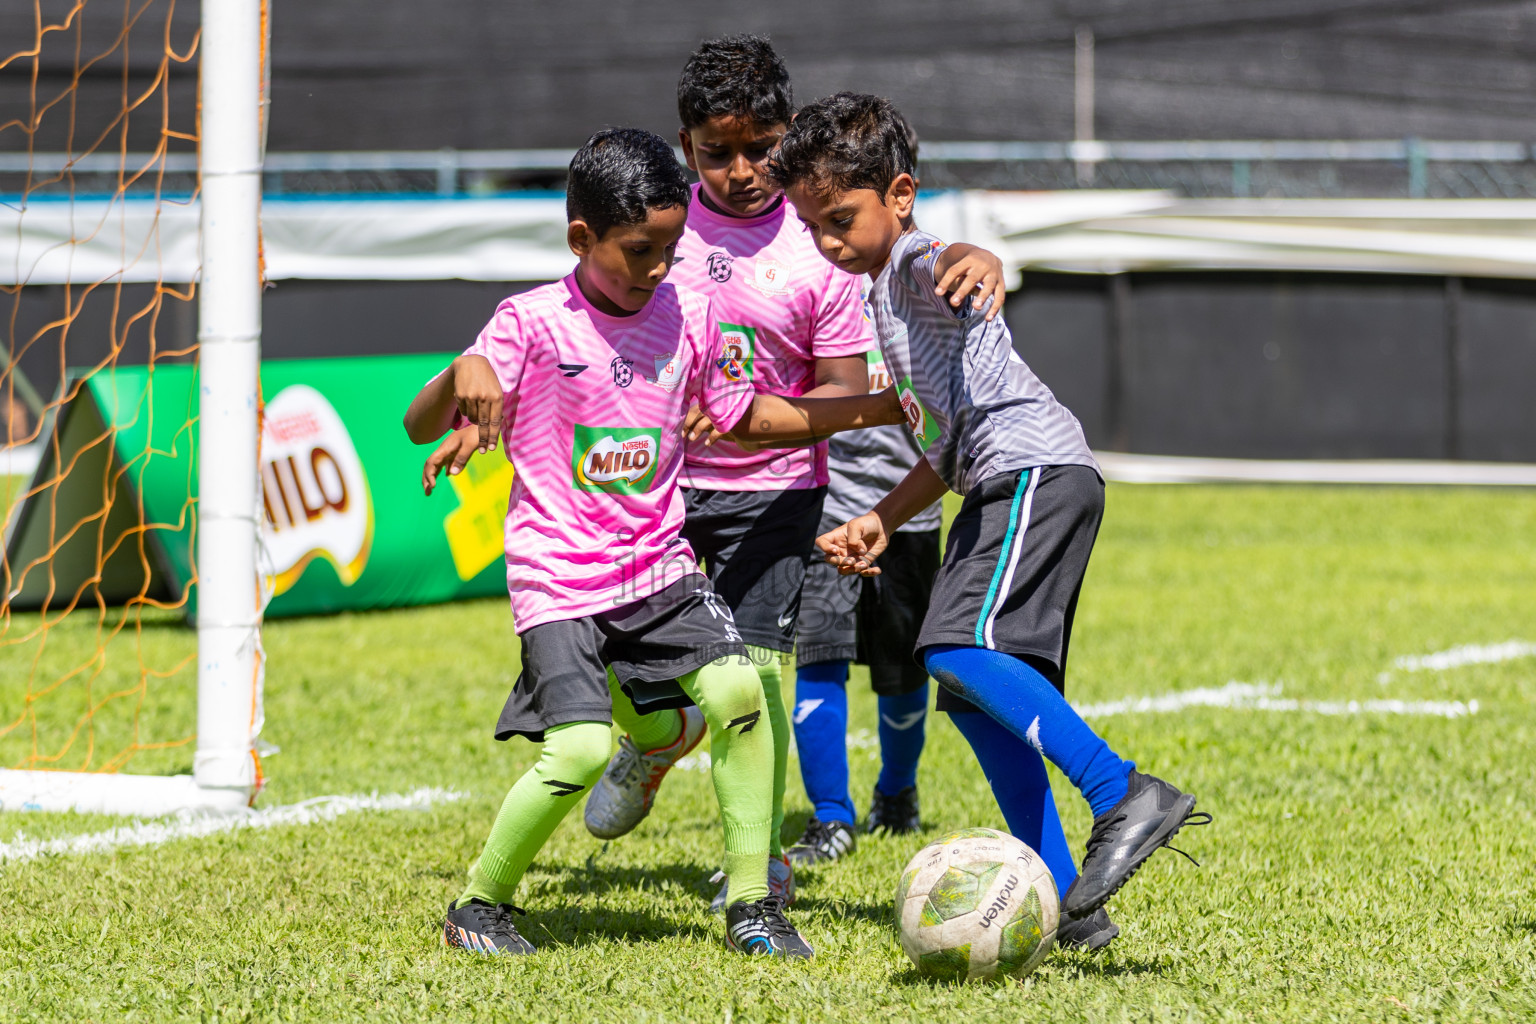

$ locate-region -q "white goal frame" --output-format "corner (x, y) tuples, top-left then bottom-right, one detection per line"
(0, 0), (266, 817)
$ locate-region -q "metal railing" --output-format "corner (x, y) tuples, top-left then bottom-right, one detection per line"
(6, 140), (1536, 198)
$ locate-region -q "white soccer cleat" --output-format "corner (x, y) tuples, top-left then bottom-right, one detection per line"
(584, 706), (707, 840)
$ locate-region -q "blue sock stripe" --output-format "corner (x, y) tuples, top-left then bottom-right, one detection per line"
(975, 468), (1035, 647)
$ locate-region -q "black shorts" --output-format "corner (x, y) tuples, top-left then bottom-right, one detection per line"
(920, 466), (1103, 714)
(495, 577), (749, 742)
(681, 485), (827, 653)
(796, 512), (940, 696)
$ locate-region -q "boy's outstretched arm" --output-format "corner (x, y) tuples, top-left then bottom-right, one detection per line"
(403, 354), (503, 450)
(818, 458), (949, 576)
(933, 243), (1009, 322)
(690, 385), (903, 445)
(686, 354), (871, 450)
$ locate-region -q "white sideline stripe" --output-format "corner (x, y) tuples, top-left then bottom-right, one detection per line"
(1076, 681), (1478, 720)
(1096, 451), (1536, 487)
(1392, 640), (1536, 672)
(0, 787), (467, 865)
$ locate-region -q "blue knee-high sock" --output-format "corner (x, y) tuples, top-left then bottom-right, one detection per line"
(875, 685), (928, 795)
(792, 661), (855, 826)
(948, 710), (1079, 892)
(924, 644), (1133, 818)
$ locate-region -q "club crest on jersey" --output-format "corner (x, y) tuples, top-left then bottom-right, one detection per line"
(749, 258), (791, 297)
(896, 375), (938, 451)
(706, 251), (734, 283)
(645, 353), (685, 392)
(571, 426), (662, 494)
(718, 323), (757, 382)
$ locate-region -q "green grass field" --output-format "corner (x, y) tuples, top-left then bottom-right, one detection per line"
(2, 483), (1534, 1022)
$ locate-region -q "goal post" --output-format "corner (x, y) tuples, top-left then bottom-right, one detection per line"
(191, 0), (266, 805)
(0, 0), (267, 817)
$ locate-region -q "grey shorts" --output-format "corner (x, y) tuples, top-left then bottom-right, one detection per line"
(921, 466), (1102, 714)
(680, 485), (827, 653)
(495, 576), (749, 742)
(796, 512), (940, 696)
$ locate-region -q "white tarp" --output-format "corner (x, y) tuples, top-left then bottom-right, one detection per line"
(986, 194), (1536, 278)
(9, 191), (1536, 285)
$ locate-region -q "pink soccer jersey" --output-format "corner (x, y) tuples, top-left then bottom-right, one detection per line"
(461, 272), (753, 632)
(675, 185), (872, 491)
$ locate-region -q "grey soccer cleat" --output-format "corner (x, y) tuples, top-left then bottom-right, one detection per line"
(584, 706), (707, 840)
(442, 899), (536, 955)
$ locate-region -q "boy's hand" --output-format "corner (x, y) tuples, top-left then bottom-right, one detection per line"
(817, 512), (890, 576)
(422, 425), (481, 496)
(453, 354), (503, 453)
(683, 402), (729, 446)
(935, 246), (1008, 322)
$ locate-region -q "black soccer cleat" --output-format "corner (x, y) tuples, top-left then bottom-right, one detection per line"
(442, 898), (537, 955)
(1060, 770), (1211, 920)
(786, 817), (857, 866)
(865, 784), (921, 835)
(724, 895), (814, 959)
(1055, 902), (1119, 951)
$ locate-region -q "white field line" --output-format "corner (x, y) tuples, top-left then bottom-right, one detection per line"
(1077, 681), (1477, 720)
(0, 787), (467, 865)
(1391, 640), (1536, 673)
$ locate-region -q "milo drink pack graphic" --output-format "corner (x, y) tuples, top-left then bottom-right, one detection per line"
(896, 376), (939, 452)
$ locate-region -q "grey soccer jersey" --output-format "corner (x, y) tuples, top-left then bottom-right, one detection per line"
(869, 229), (1100, 495)
(824, 349), (943, 533)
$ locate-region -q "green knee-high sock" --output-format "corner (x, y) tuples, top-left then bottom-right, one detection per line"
(606, 669), (685, 752)
(748, 645), (790, 859)
(680, 656), (774, 906)
(457, 721), (613, 908)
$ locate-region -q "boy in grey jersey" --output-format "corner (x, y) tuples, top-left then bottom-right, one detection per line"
(770, 93), (1209, 932)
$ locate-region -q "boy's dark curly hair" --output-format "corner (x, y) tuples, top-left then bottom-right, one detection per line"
(768, 92), (916, 198)
(677, 35), (793, 131)
(566, 128), (689, 239)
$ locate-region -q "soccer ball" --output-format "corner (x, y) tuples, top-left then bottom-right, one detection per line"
(895, 827), (1059, 982)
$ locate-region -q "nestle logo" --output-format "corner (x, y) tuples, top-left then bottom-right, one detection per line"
(266, 412), (321, 443)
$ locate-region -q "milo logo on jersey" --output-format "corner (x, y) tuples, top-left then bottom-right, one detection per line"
(572, 425), (662, 494)
(896, 376), (939, 452)
(718, 322), (757, 382)
(866, 349), (892, 393)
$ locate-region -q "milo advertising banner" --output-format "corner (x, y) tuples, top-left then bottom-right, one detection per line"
(3, 354), (511, 618)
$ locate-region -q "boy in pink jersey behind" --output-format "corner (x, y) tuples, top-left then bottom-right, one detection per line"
(405, 129), (900, 959)
(579, 37), (1012, 909)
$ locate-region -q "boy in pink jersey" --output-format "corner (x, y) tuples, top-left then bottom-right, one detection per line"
(579, 37), (1012, 909)
(406, 129), (901, 959)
